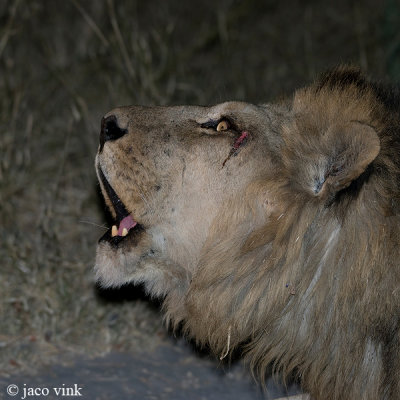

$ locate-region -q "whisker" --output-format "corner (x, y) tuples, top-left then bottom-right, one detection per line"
(79, 220), (108, 230)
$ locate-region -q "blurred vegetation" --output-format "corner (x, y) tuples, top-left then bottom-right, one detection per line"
(0, 0), (398, 375)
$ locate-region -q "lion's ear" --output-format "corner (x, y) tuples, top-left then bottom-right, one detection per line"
(313, 121), (380, 197)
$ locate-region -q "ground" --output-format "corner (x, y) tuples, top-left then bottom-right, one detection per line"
(0, 338), (302, 399)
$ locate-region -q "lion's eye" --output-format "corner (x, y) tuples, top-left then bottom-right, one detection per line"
(200, 117), (233, 133)
(216, 120), (229, 132)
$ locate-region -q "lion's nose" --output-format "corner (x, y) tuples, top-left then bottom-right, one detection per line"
(99, 115), (128, 151)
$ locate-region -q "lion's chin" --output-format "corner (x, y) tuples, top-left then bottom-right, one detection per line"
(94, 227), (152, 288)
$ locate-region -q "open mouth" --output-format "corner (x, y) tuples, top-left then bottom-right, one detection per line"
(98, 168), (143, 246)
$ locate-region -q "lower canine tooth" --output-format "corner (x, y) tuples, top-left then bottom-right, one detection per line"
(111, 225), (118, 237)
(122, 228), (128, 237)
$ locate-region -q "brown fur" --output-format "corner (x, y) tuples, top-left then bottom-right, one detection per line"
(94, 67), (400, 399)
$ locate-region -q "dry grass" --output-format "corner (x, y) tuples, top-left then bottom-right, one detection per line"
(0, 0), (397, 376)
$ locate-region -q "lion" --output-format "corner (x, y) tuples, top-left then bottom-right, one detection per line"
(94, 66), (400, 400)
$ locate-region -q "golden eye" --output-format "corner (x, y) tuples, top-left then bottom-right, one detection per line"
(216, 120), (229, 132)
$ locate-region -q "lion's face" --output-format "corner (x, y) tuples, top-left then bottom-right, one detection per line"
(95, 102), (283, 288)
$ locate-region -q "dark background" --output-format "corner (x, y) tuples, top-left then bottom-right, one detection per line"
(1, 0), (399, 398)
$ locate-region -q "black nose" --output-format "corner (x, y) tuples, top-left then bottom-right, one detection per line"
(99, 115), (128, 151)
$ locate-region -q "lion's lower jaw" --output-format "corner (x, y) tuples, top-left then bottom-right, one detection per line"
(95, 245), (190, 299)
(94, 244), (139, 288)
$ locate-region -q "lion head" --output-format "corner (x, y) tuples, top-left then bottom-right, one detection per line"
(94, 67), (400, 400)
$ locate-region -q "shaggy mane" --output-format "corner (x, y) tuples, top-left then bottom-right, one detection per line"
(164, 67), (400, 399)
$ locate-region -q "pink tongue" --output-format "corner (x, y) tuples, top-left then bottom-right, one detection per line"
(117, 215), (137, 236)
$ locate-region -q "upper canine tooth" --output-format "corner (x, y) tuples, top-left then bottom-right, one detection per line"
(121, 228), (128, 237)
(111, 225), (118, 237)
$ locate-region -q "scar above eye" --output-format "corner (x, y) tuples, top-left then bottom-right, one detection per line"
(222, 131), (249, 167)
(233, 131), (249, 150)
